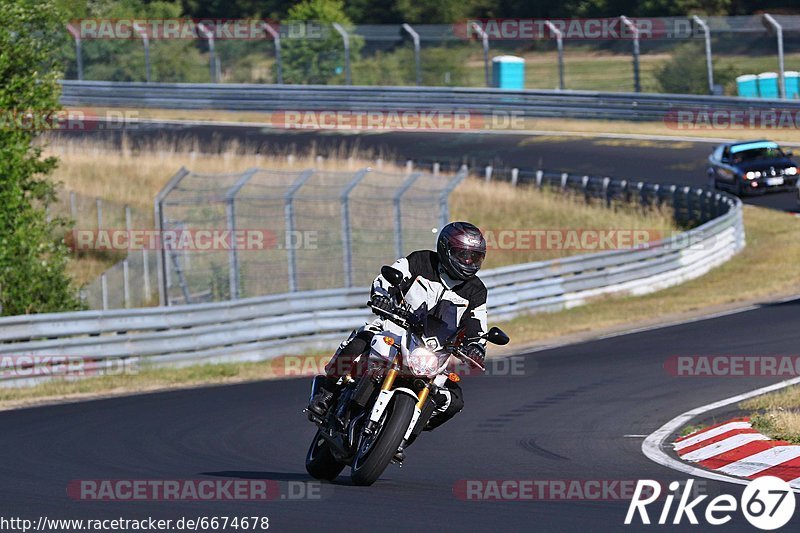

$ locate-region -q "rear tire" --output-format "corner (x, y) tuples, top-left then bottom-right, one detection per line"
(305, 429), (345, 481)
(350, 393), (416, 486)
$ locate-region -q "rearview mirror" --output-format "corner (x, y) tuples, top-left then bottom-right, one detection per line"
(484, 327), (510, 346)
(380, 265), (404, 286)
(786, 149), (794, 157)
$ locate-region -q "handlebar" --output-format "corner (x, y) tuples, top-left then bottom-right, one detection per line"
(368, 298), (486, 372)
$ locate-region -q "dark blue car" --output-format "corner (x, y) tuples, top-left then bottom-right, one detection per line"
(707, 140), (798, 197)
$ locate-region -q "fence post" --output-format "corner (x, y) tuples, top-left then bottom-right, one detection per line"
(402, 23), (421, 86)
(332, 23), (352, 85)
(535, 169), (544, 188)
(262, 22), (283, 84)
(284, 169), (315, 292)
(406, 159), (414, 174)
(471, 23), (490, 87)
(66, 23), (83, 81)
(224, 168), (258, 300)
(545, 21), (564, 90)
(341, 168), (370, 287)
(560, 172), (568, 190)
(154, 168), (190, 306)
(393, 172), (422, 259)
(69, 191), (77, 221)
(620, 16), (641, 93)
(123, 259), (130, 308)
(198, 22), (219, 83)
(101, 273), (108, 311)
(485, 165), (493, 181)
(433, 162), (440, 176)
(142, 248), (151, 302)
(439, 165), (468, 229)
(133, 23), (151, 83)
(763, 14), (786, 99)
(96, 197), (103, 229)
(511, 168), (519, 186)
(692, 16), (714, 94)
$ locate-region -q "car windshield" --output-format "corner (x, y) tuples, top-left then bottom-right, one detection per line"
(731, 146), (784, 163)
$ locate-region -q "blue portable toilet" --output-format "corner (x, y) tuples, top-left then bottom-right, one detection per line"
(784, 71), (800, 99)
(757, 72), (779, 98)
(736, 74), (758, 98)
(492, 55), (525, 90)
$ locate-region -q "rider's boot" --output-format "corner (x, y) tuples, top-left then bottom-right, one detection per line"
(307, 375), (338, 419)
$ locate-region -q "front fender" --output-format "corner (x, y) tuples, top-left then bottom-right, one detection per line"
(368, 388), (421, 441)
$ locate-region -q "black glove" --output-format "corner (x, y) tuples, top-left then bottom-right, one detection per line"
(371, 295), (395, 314)
(464, 343), (486, 370)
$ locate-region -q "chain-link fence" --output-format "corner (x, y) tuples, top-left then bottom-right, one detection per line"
(59, 16), (800, 97)
(154, 165), (465, 306)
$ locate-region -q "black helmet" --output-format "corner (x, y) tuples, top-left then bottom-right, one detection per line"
(436, 222), (486, 281)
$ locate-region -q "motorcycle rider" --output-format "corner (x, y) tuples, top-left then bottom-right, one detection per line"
(308, 221), (488, 432)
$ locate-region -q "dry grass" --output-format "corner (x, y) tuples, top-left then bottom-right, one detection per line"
(44, 136), (402, 212)
(741, 386), (800, 411)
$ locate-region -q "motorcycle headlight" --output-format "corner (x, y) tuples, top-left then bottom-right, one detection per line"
(407, 347), (440, 377)
(785, 166), (798, 176)
(745, 171), (760, 180)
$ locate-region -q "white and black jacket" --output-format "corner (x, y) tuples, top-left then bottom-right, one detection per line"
(371, 250), (488, 348)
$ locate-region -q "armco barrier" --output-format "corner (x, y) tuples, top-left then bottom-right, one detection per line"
(59, 81), (800, 122)
(0, 169), (743, 385)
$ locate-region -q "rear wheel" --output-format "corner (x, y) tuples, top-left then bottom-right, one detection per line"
(350, 393), (416, 486)
(305, 429), (345, 481)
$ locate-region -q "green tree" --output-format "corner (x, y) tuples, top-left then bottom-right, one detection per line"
(0, 0), (82, 315)
(279, 0), (363, 84)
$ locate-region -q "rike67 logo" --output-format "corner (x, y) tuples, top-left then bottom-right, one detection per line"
(625, 477), (796, 530)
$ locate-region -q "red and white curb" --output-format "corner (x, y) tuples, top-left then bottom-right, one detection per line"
(642, 375), (800, 490)
(674, 418), (800, 489)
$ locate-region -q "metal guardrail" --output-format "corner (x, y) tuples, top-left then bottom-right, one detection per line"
(0, 169), (744, 385)
(59, 80), (800, 122)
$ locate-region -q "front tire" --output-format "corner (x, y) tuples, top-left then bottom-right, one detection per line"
(350, 393), (416, 486)
(305, 429), (346, 481)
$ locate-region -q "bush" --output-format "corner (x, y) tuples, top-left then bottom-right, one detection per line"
(0, 0), (83, 315)
(655, 42), (736, 95)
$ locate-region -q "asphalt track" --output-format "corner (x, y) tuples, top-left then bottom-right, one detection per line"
(2, 299), (800, 532)
(55, 124), (800, 212)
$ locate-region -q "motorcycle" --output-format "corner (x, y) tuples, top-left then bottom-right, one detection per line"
(304, 265), (510, 486)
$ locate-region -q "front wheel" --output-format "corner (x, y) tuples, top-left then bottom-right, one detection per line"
(305, 429), (346, 481)
(350, 393), (416, 486)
